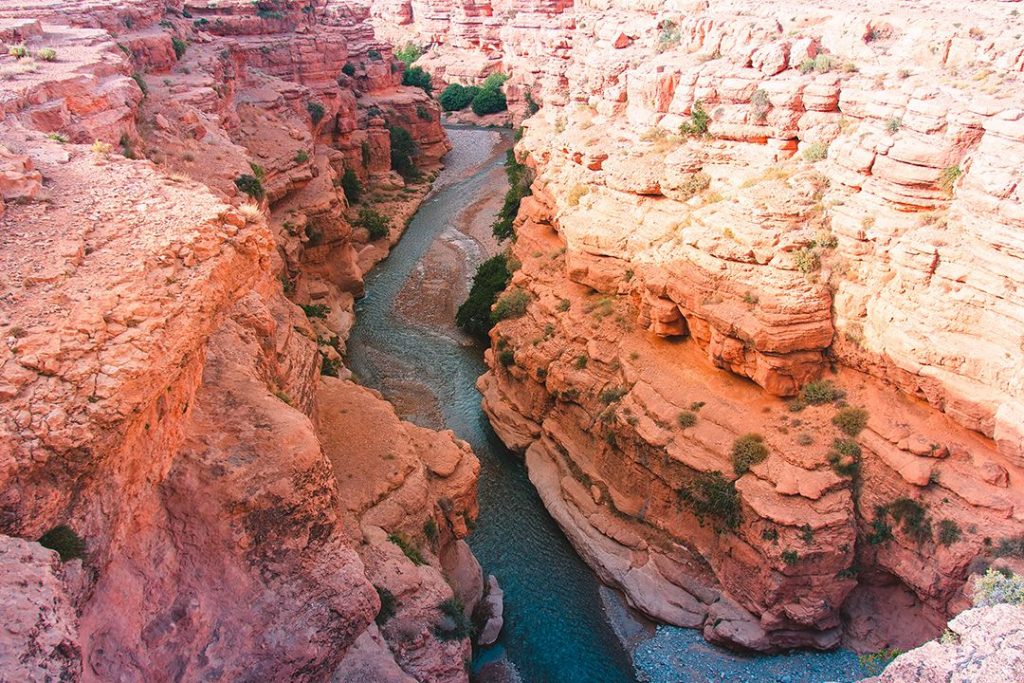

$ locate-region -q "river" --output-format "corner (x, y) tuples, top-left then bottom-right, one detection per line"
(346, 126), (870, 683)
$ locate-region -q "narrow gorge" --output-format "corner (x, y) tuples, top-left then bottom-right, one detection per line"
(1, 1), (1022, 683)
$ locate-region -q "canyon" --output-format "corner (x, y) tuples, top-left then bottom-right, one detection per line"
(1, 0), (1023, 682)
(1, 1), (483, 681)
(376, 0), (1024, 662)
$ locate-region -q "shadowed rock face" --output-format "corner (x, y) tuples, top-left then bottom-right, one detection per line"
(382, 0), (1024, 656)
(0, 1), (476, 681)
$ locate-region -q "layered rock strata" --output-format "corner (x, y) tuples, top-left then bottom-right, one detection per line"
(386, 0), (1024, 654)
(0, 1), (477, 681)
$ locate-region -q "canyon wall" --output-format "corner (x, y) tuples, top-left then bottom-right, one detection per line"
(0, 1), (480, 681)
(390, 0), (1024, 653)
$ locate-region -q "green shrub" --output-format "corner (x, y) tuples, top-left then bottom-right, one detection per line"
(677, 411), (698, 429)
(423, 517), (438, 542)
(388, 125), (418, 178)
(799, 379), (844, 406)
(38, 525), (86, 561)
(832, 406), (869, 436)
(887, 497), (932, 544)
(828, 438), (862, 477)
(525, 89), (540, 116)
(599, 386), (628, 404)
(456, 253), (512, 338)
(402, 65), (432, 94)
(132, 72), (148, 97)
(481, 71), (509, 91)
(782, 549), (799, 565)
(7, 44), (27, 59)
(994, 537), (1024, 558)
(367, 49), (382, 61)
(341, 62), (356, 77)
(937, 519), (961, 547)
(301, 303), (329, 319)
(679, 471), (741, 530)
(307, 101), (325, 124)
(886, 117), (902, 133)
(46, 132), (69, 143)
(340, 167), (361, 204)
(973, 568), (1024, 607)
(799, 54), (834, 74)
(802, 142), (829, 162)
(356, 208), (390, 240)
(387, 532), (425, 565)
(492, 150), (532, 241)
(574, 355), (588, 369)
(172, 37), (187, 59)
(867, 507), (894, 545)
(939, 165), (961, 194)
(800, 524), (814, 544)
(858, 649), (902, 677)
(395, 42), (423, 66)
(492, 288), (531, 322)
(36, 47), (57, 62)
(679, 100), (710, 137)
(321, 354), (340, 377)
(434, 596), (473, 641)
(498, 348), (515, 367)
(375, 585), (397, 625)
(294, 149), (309, 163)
(234, 174), (264, 199)
(731, 433), (768, 474)
(794, 247), (821, 274)
(657, 19), (681, 52)
(471, 87), (507, 116)
(416, 104), (432, 121)
(439, 83), (478, 111)
(194, 17), (210, 28)
(119, 134), (135, 159)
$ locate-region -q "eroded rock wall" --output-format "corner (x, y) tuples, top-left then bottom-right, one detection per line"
(405, 0), (1024, 653)
(0, 1), (475, 681)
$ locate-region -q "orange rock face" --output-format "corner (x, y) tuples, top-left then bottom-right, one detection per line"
(0, 1), (475, 681)
(397, 0), (1024, 654)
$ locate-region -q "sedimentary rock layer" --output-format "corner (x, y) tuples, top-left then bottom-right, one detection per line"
(392, 0), (1024, 653)
(0, 1), (477, 681)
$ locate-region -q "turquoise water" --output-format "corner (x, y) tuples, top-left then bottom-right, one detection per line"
(345, 126), (871, 683)
(347, 127), (637, 682)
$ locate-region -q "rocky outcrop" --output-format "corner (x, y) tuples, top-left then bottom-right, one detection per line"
(408, 0), (1024, 655)
(874, 604), (1024, 683)
(0, 1), (475, 681)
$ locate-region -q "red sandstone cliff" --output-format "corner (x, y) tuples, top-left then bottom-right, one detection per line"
(0, 2), (477, 681)
(388, 0), (1024, 655)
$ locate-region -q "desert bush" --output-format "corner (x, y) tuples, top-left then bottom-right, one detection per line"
(782, 549), (799, 565)
(402, 65), (432, 94)
(456, 253), (512, 338)
(679, 100), (710, 137)
(858, 649), (902, 676)
(416, 104), (432, 121)
(234, 174), (264, 199)
(973, 568), (1024, 607)
(340, 167), (361, 204)
(172, 37), (187, 59)
(367, 49), (382, 61)
(492, 288), (530, 322)
(36, 47), (57, 62)
(802, 142), (829, 161)
(132, 72), (148, 96)
(732, 433), (768, 474)
(828, 438), (862, 477)
(439, 83), (479, 111)
(375, 586), (397, 625)
(294, 149), (309, 163)
(677, 411), (698, 429)
(307, 100), (325, 124)
(471, 87), (507, 115)
(938, 519), (962, 547)
(387, 532), (425, 565)
(939, 165), (961, 194)
(886, 497), (933, 544)
(599, 386), (628, 404)
(798, 379), (844, 406)
(657, 19), (681, 52)
(481, 72), (509, 91)
(7, 44), (27, 59)
(833, 406), (869, 436)
(434, 596), (473, 641)
(388, 125), (418, 178)
(679, 471), (741, 530)
(395, 42), (423, 66)
(492, 150), (532, 240)
(301, 303), (329, 319)
(341, 62), (356, 77)
(355, 208), (390, 240)
(38, 525), (86, 561)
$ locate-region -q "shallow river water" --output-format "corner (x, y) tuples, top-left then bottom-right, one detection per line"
(346, 127), (870, 683)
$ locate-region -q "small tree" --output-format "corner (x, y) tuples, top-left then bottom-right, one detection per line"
(340, 167), (361, 204)
(471, 87), (507, 115)
(402, 66), (432, 94)
(356, 208), (390, 240)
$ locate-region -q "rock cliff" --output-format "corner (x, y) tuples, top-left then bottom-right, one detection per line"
(391, 0), (1024, 655)
(0, 1), (477, 681)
